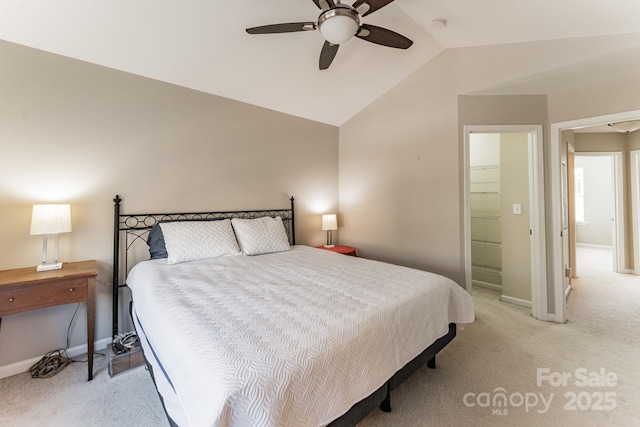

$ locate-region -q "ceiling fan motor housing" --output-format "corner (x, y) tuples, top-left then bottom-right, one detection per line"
(318, 5), (361, 44)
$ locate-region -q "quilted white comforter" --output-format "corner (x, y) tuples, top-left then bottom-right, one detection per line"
(127, 245), (474, 427)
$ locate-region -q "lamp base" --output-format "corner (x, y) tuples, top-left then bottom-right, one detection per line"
(36, 262), (63, 272)
(323, 244), (336, 248)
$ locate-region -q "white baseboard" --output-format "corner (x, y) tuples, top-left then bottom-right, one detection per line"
(472, 280), (502, 292)
(575, 243), (613, 249)
(500, 294), (532, 309)
(0, 337), (112, 380)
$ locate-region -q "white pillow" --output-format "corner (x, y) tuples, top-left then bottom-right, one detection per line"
(159, 220), (241, 264)
(231, 216), (291, 256)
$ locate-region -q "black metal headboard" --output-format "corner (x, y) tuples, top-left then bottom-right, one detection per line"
(111, 194), (295, 338)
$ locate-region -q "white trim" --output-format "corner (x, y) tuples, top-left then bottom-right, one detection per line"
(500, 294), (532, 309)
(472, 280), (503, 292)
(550, 109), (640, 324)
(527, 127), (548, 320)
(631, 150), (640, 275)
(463, 125), (547, 319)
(0, 336), (112, 380)
(613, 153), (624, 272)
(463, 128), (472, 293)
(576, 243), (612, 249)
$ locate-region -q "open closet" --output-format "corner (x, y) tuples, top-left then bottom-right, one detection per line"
(468, 132), (533, 307)
(470, 134), (502, 291)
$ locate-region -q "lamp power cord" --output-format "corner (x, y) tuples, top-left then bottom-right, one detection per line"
(29, 303), (104, 379)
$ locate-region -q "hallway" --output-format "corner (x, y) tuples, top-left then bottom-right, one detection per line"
(568, 245), (640, 333)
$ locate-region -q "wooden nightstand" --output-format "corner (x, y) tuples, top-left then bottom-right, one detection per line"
(316, 245), (357, 256)
(0, 260), (97, 380)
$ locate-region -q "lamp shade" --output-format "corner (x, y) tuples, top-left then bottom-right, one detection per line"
(322, 214), (338, 231)
(30, 204), (72, 235)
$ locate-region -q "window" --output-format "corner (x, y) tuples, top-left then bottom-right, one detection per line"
(574, 166), (585, 223)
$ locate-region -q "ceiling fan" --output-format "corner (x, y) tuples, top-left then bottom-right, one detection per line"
(246, 0), (413, 70)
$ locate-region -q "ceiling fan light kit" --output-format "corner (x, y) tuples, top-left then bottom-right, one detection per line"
(246, 0), (412, 70)
(318, 6), (360, 45)
(608, 120), (640, 135)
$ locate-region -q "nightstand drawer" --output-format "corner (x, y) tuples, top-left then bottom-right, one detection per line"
(0, 260), (97, 380)
(0, 278), (87, 317)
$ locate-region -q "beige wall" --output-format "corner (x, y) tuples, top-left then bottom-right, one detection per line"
(500, 133), (532, 302)
(0, 40), (338, 370)
(630, 131), (640, 150)
(340, 39), (640, 315)
(574, 133), (627, 152)
(548, 73), (640, 125)
(339, 50), (462, 281)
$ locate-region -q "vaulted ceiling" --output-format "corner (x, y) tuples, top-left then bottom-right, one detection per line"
(1, 0), (639, 126)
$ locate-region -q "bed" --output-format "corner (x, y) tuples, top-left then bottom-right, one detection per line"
(111, 195), (474, 426)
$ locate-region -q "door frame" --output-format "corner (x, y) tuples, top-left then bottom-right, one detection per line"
(550, 109), (640, 323)
(631, 150), (640, 275)
(463, 125), (547, 319)
(567, 146), (576, 284)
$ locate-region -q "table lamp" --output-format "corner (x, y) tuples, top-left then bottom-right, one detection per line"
(322, 214), (337, 248)
(30, 204), (72, 272)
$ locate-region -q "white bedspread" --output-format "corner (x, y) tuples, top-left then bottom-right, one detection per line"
(127, 245), (474, 427)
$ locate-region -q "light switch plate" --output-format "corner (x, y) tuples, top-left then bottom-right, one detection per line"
(513, 203), (522, 215)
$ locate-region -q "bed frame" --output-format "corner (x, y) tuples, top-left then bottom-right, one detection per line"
(111, 194), (296, 338)
(111, 195), (457, 426)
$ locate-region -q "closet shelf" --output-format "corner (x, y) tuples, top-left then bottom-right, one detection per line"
(472, 264), (502, 275)
(471, 239), (501, 248)
(470, 164), (500, 170)
(470, 180), (500, 184)
(470, 191), (501, 195)
(471, 215), (502, 221)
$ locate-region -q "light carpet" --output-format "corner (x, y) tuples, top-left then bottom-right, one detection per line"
(1, 246), (638, 426)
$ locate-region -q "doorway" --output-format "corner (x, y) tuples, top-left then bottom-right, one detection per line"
(551, 109), (640, 323)
(463, 125), (547, 318)
(573, 153), (621, 275)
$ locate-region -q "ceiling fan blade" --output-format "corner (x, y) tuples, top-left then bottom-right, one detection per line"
(356, 24), (413, 49)
(319, 41), (339, 70)
(352, 0), (395, 17)
(246, 22), (316, 34)
(312, 0), (335, 10)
